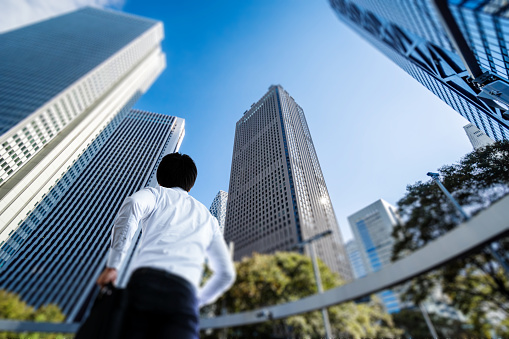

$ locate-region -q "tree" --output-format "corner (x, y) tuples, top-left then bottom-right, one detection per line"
(202, 251), (402, 338)
(392, 140), (509, 336)
(392, 308), (476, 338)
(0, 289), (68, 339)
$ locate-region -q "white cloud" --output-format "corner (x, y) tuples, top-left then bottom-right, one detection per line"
(0, 0), (125, 33)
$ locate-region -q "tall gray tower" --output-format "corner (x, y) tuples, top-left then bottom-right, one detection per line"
(224, 85), (352, 281)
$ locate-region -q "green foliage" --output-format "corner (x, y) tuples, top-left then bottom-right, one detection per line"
(392, 308), (476, 338)
(31, 305), (65, 324)
(202, 251), (402, 338)
(0, 289), (70, 339)
(0, 290), (34, 322)
(392, 140), (509, 336)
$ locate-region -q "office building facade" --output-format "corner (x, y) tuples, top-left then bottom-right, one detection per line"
(349, 199), (468, 317)
(209, 190), (228, 234)
(348, 199), (401, 313)
(463, 123), (495, 150)
(0, 110), (185, 321)
(224, 85), (352, 281)
(329, 0), (509, 141)
(0, 7), (166, 243)
(345, 240), (367, 279)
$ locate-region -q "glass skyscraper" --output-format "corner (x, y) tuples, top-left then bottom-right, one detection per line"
(0, 7), (166, 245)
(209, 190), (228, 234)
(224, 85), (352, 281)
(0, 109), (184, 321)
(329, 0), (509, 141)
(347, 199), (402, 313)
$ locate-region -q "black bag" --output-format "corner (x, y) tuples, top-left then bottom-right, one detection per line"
(75, 283), (128, 339)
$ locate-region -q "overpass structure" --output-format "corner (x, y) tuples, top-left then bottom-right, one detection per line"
(0, 194), (508, 333)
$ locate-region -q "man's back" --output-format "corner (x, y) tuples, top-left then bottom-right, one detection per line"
(128, 186), (220, 287)
(96, 153), (235, 338)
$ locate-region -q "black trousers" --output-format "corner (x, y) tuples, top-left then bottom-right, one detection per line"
(121, 267), (199, 339)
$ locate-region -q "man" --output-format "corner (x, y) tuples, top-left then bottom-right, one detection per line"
(97, 153), (235, 338)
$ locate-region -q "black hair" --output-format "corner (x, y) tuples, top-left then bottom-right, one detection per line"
(156, 153), (197, 191)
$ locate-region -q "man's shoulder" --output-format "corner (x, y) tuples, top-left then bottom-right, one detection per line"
(136, 186), (159, 198)
(186, 195), (217, 224)
(188, 194), (212, 214)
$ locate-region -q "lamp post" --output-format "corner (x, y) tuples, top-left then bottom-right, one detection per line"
(427, 172), (509, 278)
(293, 229), (333, 338)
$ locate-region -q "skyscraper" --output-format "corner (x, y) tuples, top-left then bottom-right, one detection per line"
(0, 7), (166, 243)
(209, 190), (228, 234)
(348, 199), (469, 317)
(345, 240), (367, 279)
(329, 0), (509, 141)
(0, 110), (184, 321)
(347, 199), (401, 313)
(348, 199), (399, 274)
(224, 85), (352, 281)
(463, 123), (495, 150)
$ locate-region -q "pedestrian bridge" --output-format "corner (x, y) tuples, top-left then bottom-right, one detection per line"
(1, 194), (508, 333)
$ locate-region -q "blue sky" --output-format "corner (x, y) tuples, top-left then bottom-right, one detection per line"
(1, 0), (474, 241)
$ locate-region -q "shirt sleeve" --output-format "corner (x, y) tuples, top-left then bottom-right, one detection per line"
(106, 188), (156, 270)
(197, 220), (236, 307)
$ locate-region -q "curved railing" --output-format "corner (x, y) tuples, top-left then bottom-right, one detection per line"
(1, 194), (508, 333)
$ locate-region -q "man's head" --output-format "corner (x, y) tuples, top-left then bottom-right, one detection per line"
(157, 153), (197, 192)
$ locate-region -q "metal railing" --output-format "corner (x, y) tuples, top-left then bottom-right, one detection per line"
(1, 194), (508, 333)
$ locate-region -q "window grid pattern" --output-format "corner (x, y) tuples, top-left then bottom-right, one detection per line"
(0, 110), (180, 321)
(0, 94), (140, 264)
(348, 200), (402, 313)
(0, 7), (163, 185)
(463, 123), (495, 150)
(329, 0), (509, 141)
(334, 0), (454, 51)
(452, 4), (509, 80)
(209, 190), (228, 234)
(225, 88), (294, 258)
(345, 240), (367, 279)
(224, 86), (352, 280)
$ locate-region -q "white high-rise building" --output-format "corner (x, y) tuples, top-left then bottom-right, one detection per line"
(348, 199), (398, 274)
(349, 199), (467, 318)
(0, 110), (184, 320)
(348, 199), (401, 313)
(463, 123), (495, 150)
(0, 7), (166, 243)
(209, 190), (228, 234)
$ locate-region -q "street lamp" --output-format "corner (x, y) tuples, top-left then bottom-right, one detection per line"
(293, 229), (333, 338)
(427, 172), (469, 220)
(426, 172), (509, 278)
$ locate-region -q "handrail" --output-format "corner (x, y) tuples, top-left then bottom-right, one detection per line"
(1, 194), (508, 333)
(202, 194), (509, 328)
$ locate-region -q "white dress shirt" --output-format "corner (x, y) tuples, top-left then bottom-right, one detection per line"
(107, 186), (236, 307)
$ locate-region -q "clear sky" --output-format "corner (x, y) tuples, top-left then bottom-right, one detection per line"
(1, 0), (474, 242)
